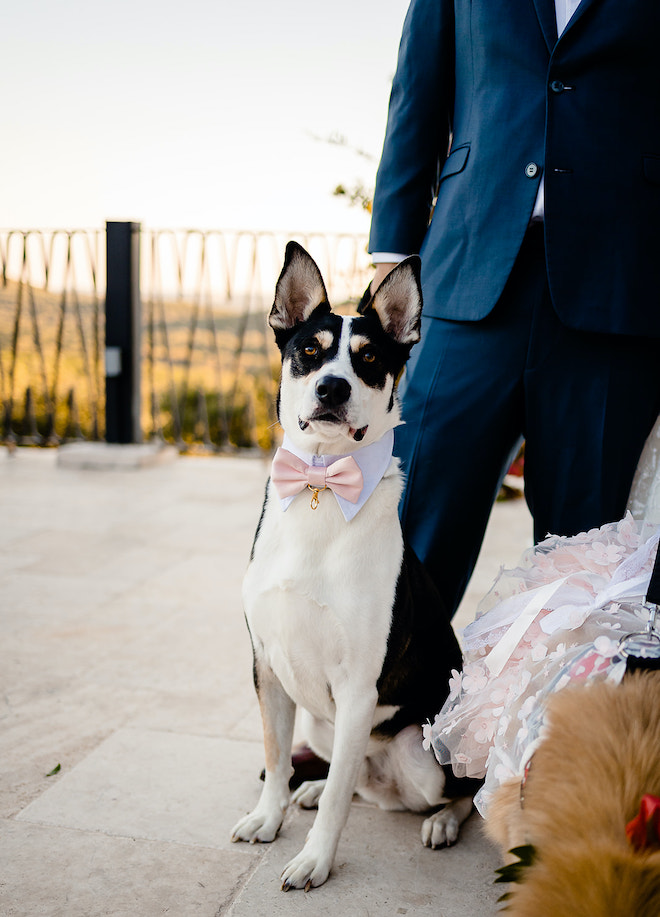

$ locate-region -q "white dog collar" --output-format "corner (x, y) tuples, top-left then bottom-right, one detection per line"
(274, 428), (395, 521)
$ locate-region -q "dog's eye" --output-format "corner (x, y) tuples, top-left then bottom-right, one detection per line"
(362, 350), (376, 364)
(304, 344), (318, 356)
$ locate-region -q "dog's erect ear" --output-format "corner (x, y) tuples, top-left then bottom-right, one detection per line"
(365, 256), (422, 346)
(269, 241), (330, 332)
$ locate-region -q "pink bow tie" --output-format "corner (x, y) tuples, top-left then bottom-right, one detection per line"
(271, 448), (364, 504)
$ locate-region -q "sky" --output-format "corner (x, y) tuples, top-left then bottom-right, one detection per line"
(2, 0), (410, 234)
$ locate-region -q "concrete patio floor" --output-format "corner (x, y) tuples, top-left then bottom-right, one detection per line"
(0, 445), (533, 916)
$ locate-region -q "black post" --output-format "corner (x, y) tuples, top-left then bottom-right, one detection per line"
(105, 221), (142, 443)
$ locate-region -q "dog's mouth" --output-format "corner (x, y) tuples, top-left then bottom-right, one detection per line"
(350, 425), (368, 442)
(298, 415), (368, 442)
(311, 412), (340, 424)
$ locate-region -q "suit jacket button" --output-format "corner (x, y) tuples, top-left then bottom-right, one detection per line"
(525, 162), (540, 178)
(550, 79), (565, 93)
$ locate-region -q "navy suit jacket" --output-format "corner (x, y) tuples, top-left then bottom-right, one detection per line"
(369, 0), (660, 337)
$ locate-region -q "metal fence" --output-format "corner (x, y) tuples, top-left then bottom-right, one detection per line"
(0, 226), (371, 452)
(0, 229), (105, 446)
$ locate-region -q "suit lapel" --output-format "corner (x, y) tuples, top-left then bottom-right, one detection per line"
(533, 0), (603, 52)
(532, 0), (558, 52)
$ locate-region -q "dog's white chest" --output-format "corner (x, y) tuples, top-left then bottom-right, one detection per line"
(244, 471), (403, 719)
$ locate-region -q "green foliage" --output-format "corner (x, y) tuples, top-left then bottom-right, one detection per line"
(494, 845), (537, 906)
(333, 183), (373, 213)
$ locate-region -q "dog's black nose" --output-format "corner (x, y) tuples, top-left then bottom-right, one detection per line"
(315, 375), (351, 407)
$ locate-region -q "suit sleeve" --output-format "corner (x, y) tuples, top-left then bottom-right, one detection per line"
(368, 0), (455, 256)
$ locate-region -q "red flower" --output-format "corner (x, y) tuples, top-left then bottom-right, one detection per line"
(626, 794), (660, 852)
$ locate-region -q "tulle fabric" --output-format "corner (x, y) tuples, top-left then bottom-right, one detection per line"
(424, 513), (660, 816)
(628, 414), (660, 523)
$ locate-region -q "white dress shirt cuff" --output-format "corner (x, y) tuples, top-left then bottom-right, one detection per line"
(371, 252), (408, 264)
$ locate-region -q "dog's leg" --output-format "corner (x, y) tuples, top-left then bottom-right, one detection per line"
(291, 779), (327, 809)
(280, 687), (378, 891)
(290, 711), (332, 809)
(421, 797), (474, 848)
(357, 725), (447, 811)
(231, 660), (296, 845)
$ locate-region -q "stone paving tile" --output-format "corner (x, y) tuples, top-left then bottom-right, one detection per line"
(0, 819), (256, 917)
(17, 729), (264, 852)
(226, 801), (501, 916)
(0, 447), (534, 916)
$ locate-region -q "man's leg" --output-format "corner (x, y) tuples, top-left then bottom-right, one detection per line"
(395, 318), (523, 616)
(523, 290), (660, 542)
(394, 229), (548, 615)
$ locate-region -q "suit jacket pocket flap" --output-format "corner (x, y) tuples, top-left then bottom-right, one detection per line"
(643, 154), (660, 185)
(440, 144), (470, 181)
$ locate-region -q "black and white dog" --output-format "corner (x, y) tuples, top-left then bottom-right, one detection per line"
(231, 242), (477, 890)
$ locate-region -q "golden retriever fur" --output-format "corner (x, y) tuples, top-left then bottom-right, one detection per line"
(485, 671), (660, 915)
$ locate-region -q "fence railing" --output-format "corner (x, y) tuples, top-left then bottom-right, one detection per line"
(0, 226), (371, 452)
(0, 229), (105, 446)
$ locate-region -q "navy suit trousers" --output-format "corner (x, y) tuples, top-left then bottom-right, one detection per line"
(395, 225), (660, 617)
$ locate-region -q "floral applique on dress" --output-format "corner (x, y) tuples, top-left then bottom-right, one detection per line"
(424, 513), (660, 816)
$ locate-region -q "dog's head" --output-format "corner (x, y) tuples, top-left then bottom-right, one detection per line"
(268, 241), (422, 455)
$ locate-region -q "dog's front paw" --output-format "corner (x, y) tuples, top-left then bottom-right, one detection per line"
(231, 806), (283, 845)
(280, 841), (333, 891)
(291, 779), (326, 809)
(421, 797), (473, 849)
